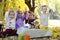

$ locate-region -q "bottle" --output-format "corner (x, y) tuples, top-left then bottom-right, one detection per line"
(18, 34), (23, 40)
(24, 34), (30, 40)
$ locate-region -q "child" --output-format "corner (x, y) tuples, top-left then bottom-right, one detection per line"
(25, 11), (37, 28)
(37, 5), (49, 29)
(16, 11), (26, 34)
(4, 10), (17, 36)
(4, 8), (14, 22)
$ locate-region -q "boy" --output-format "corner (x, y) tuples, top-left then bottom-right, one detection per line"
(37, 5), (49, 29)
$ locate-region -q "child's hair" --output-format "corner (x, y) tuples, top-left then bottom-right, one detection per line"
(41, 5), (48, 12)
(28, 11), (34, 16)
(17, 11), (22, 14)
(42, 5), (47, 8)
(9, 11), (15, 16)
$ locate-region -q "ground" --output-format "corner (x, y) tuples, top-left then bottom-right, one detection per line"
(0, 36), (60, 40)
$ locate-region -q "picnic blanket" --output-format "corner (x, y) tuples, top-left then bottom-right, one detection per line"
(24, 29), (52, 38)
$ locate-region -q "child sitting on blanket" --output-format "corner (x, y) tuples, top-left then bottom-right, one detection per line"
(25, 11), (37, 28)
(37, 5), (50, 29)
(16, 10), (27, 34)
(4, 9), (17, 36)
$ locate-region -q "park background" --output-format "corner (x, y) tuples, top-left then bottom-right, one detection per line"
(0, 0), (60, 39)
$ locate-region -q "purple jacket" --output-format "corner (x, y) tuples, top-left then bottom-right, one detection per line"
(16, 12), (26, 30)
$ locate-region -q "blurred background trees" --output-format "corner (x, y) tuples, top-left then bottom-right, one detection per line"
(0, 0), (60, 20)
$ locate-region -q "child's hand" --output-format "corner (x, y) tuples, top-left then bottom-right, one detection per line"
(26, 12), (30, 20)
(31, 22), (34, 24)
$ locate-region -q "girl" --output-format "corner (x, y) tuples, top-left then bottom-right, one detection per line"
(25, 11), (37, 28)
(4, 10), (17, 36)
(4, 8), (14, 22)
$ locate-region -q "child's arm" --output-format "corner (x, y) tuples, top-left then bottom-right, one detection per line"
(22, 12), (29, 20)
(22, 12), (27, 20)
(4, 12), (9, 22)
(25, 12), (29, 20)
(31, 18), (38, 25)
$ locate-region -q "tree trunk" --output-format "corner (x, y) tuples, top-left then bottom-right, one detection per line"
(0, 0), (2, 2)
(25, 0), (35, 12)
(3, 0), (6, 15)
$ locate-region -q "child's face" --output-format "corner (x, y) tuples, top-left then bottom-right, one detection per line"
(9, 12), (15, 19)
(18, 12), (23, 18)
(29, 14), (34, 19)
(42, 7), (47, 13)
